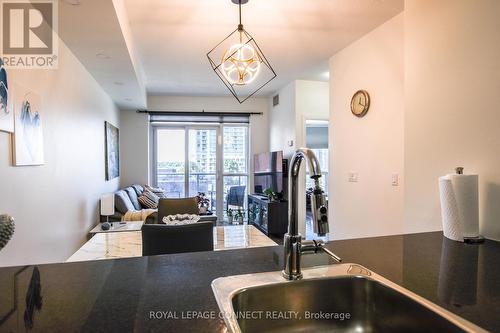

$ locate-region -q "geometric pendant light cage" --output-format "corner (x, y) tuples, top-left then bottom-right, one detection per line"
(207, 0), (277, 103)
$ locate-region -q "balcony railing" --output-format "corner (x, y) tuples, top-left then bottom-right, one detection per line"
(156, 168), (248, 214)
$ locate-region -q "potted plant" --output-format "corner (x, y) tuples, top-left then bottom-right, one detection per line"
(227, 208), (234, 224)
(195, 192), (210, 214)
(235, 208), (245, 224)
(264, 187), (277, 202)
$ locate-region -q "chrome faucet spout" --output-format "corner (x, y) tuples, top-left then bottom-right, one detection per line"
(282, 148), (340, 280)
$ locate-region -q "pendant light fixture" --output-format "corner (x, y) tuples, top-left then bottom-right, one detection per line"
(207, 0), (276, 104)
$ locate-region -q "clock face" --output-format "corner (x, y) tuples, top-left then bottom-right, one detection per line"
(351, 90), (370, 117)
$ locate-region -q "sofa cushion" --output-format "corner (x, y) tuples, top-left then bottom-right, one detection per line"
(132, 184), (144, 197)
(145, 185), (167, 198)
(124, 187), (141, 210)
(138, 189), (160, 209)
(115, 190), (135, 214)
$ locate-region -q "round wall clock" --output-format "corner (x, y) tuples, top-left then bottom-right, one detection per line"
(350, 90), (370, 117)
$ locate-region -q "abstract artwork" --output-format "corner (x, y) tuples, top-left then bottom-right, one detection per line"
(12, 83), (44, 166)
(105, 121), (119, 180)
(0, 59), (14, 133)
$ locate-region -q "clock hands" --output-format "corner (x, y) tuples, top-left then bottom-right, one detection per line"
(358, 97), (365, 107)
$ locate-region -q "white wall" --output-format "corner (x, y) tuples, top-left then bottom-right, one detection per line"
(404, 0), (500, 240)
(120, 95), (270, 188)
(268, 80), (330, 159)
(295, 80), (330, 148)
(329, 13), (404, 240)
(269, 82), (296, 158)
(0, 42), (120, 267)
(120, 111), (149, 187)
(268, 80), (329, 236)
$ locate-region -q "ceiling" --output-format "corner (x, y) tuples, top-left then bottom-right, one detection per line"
(123, 0), (403, 96)
(59, 0), (147, 109)
(59, 0), (403, 108)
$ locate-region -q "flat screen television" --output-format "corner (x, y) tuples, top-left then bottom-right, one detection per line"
(253, 151), (287, 197)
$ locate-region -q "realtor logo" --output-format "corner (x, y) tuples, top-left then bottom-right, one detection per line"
(0, 0), (58, 69)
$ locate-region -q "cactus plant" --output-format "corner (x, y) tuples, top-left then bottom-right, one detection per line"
(0, 214), (15, 250)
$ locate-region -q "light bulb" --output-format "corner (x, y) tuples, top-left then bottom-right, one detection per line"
(221, 42), (262, 86)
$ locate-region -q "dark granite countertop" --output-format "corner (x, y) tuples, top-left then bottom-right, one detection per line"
(0, 231), (498, 332)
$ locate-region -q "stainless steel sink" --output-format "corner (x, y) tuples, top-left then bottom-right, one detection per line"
(212, 264), (486, 333)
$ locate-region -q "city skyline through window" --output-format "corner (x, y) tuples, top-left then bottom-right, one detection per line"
(153, 125), (249, 220)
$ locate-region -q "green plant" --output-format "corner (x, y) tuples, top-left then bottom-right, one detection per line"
(227, 208), (233, 217)
(0, 215), (15, 251)
(264, 187), (277, 201)
(235, 208), (245, 219)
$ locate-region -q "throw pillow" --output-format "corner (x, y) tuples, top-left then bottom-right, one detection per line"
(138, 189), (160, 209)
(145, 185), (167, 198)
(162, 214), (200, 225)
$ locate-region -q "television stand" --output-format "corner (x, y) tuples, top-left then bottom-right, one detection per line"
(247, 194), (288, 236)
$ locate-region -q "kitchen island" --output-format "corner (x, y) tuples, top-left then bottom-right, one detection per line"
(0, 232), (498, 332)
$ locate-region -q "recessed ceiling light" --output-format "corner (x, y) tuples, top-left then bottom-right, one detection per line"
(114, 82), (124, 86)
(323, 71), (330, 79)
(62, 0), (81, 5)
(96, 53), (111, 60)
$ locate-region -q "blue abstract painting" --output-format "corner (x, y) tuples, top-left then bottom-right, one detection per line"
(13, 83), (44, 166)
(0, 59), (14, 133)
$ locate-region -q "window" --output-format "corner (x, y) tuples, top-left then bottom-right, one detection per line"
(156, 129), (186, 198)
(223, 126), (248, 211)
(152, 123), (249, 221)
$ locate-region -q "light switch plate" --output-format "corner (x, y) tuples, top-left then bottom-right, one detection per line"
(348, 172), (358, 182)
(392, 173), (399, 186)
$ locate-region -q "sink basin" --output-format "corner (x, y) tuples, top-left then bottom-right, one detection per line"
(212, 264), (485, 333)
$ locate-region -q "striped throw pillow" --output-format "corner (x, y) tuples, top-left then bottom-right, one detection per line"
(138, 189), (160, 209)
(145, 185), (167, 198)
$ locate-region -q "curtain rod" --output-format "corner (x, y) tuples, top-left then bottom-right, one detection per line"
(137, 110), (263, 116)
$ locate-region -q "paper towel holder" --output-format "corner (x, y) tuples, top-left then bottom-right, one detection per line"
(464, 236), (484, 244)
(453, 167), (485, 244)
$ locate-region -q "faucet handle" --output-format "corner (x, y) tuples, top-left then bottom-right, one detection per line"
(316, 241), (342, 263)
(300, 239), (342, 263)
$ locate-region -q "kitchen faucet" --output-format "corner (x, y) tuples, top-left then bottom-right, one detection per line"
(283, 148), (341, 280)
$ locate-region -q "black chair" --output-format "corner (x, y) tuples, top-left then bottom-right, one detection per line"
(141, 221), (214, 256)
(157, 197), (199, 224)
(226, 185), (246, 210)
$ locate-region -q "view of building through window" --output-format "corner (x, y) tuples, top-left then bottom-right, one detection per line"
(155, 125), (249, 219)
(223, 126), (248, 212)
(157, 129), (186, 198)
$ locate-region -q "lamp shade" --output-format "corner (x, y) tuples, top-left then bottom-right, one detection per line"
(100, 194), (115, 216)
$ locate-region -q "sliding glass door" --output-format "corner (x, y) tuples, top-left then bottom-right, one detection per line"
(188, 128), (218, 211)
(153, 124), (249, 220)
(155, 128), (186, 198)
(222, 126), (248, 213)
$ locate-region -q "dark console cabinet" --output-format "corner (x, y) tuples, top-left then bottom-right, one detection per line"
(248, 194), (288, 236)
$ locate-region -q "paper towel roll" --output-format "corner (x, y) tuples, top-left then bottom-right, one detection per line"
(439, 173), (479, 242)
